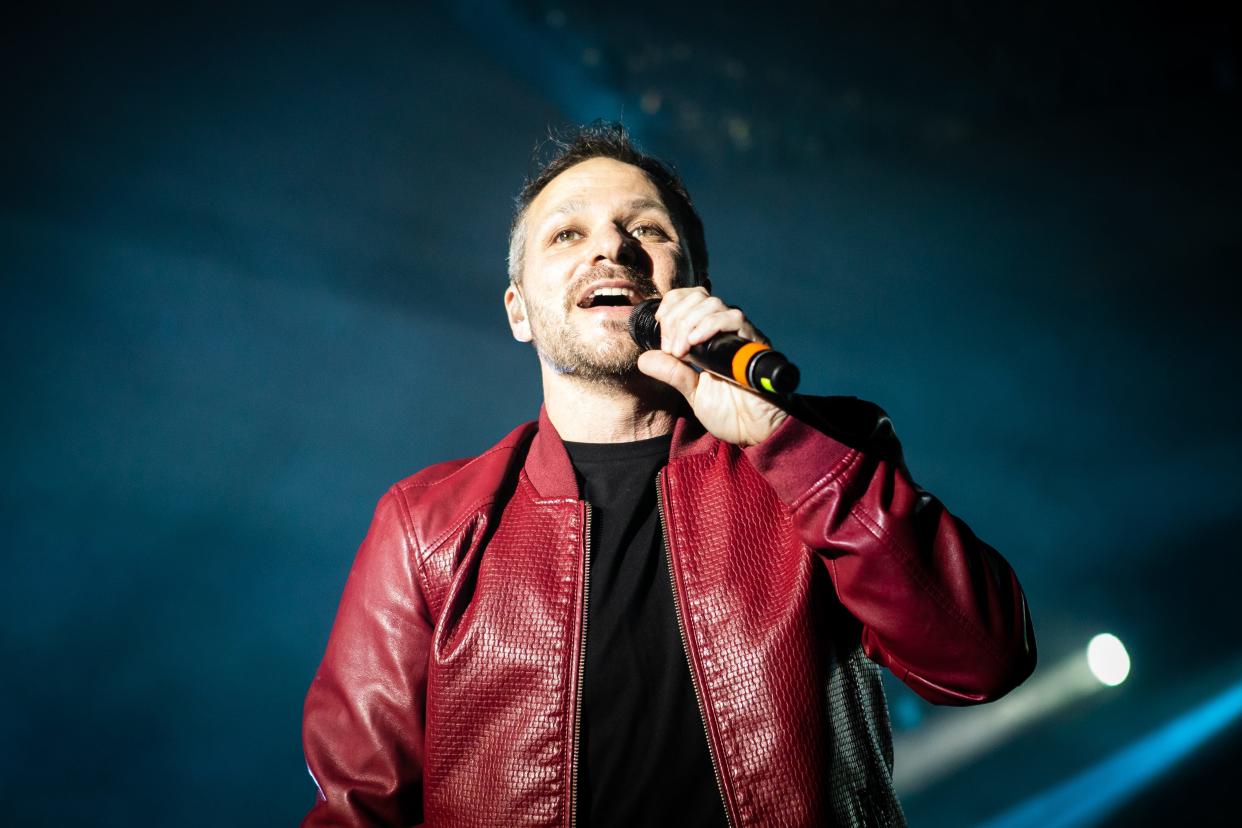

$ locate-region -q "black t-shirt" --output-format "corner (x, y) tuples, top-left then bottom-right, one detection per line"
(563, 434), (727, 828)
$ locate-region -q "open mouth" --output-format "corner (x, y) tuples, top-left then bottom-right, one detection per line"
(577, 285), (643, 309)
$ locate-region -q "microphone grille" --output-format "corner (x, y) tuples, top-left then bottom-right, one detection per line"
(628, 299), (661, 351)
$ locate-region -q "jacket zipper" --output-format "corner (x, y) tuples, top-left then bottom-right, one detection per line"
(569, 502), (591, 828)
(657, 470), (736, 828)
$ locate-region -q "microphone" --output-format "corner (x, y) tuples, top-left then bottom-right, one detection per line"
(629, 299), (800, 395)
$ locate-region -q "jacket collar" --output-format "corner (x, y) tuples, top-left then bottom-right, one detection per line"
(524, 402), (717, 500)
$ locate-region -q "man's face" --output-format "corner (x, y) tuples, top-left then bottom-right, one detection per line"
(504, 157), (691, 382)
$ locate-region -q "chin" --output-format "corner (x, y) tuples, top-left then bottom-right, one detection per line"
(532, 315), (641, 380)
(563, 347), (642, 382)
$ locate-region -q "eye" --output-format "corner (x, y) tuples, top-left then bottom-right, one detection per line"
(631, 223), (668, 240)
(553, 228), (582, 244)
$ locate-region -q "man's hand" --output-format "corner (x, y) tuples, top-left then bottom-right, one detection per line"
(636, 287), (788, 447)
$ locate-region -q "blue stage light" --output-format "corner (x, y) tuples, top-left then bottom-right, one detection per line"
(976, 677), (1242, 828)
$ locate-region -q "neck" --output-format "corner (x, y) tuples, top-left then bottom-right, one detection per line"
(541, 366), (681, 443)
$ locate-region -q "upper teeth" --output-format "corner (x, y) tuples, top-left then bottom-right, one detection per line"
(591, 287), (634, 298)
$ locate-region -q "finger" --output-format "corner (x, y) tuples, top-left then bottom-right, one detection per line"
(637, 350), (699, 402)
(687, 307), (747, 347)
(659, 291), (722, 355)
(719, 303), (770, 344)
(653, 286), (708, 322)
(668, 298), (730, 356)
(654, 287), (709, 350)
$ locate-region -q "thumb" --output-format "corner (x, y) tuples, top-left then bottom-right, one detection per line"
(637, 350), (699, 402)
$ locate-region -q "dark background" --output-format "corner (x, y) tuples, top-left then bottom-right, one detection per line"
(3, 2), (1240, 825)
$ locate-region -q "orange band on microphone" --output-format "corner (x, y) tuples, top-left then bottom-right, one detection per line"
(731, 342), (771, 388)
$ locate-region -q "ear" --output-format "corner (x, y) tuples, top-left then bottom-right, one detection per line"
(504, 282), (532, 343)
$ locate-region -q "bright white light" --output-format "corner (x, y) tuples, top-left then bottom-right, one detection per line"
(1087, 633), (1131, 686)
(894, 633), (1126, 795)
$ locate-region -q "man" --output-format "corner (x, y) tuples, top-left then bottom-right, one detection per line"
(302, 122), (1036, 827)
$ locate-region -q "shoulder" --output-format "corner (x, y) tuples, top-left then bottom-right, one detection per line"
(385, 420), (538, 554)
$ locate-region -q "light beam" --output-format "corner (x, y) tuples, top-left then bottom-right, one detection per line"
(976, 675), (1242, 828)
(893, 634), (1128, 796)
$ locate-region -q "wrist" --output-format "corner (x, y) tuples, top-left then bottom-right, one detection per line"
(741, 408), (789, 447)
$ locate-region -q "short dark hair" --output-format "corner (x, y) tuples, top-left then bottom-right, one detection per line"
(507, 121), (708, 286)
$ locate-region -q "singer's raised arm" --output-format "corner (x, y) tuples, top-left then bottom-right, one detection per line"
(744, 395), (1037, 704)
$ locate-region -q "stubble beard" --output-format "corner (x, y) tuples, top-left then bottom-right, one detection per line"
(527, 265), (656, 386)
(531, 308), (642, 384)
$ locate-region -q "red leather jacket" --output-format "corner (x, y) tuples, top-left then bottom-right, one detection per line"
(302, 398), (1035, 827)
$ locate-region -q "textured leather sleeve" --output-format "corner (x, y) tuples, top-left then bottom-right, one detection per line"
(302, 488), (431, 827)
(744, 396), (1037, 705)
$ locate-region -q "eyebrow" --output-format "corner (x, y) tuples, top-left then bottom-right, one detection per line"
(624, 197), (672, 215)
(547, 197), (672, 220)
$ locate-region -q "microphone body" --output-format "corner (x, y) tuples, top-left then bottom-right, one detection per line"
(629, 299), (800, 395)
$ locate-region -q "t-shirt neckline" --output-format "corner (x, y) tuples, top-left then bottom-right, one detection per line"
(562, 432), (673, 463)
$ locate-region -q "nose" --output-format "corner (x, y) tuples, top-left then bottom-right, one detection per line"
(591, 222), (637, 267)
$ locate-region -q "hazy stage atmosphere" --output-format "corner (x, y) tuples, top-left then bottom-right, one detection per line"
(3, 2), (1240, 825)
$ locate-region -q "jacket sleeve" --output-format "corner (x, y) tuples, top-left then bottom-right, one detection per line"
(744, 396), (1036, 705)
(302, 487), (431, 826)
